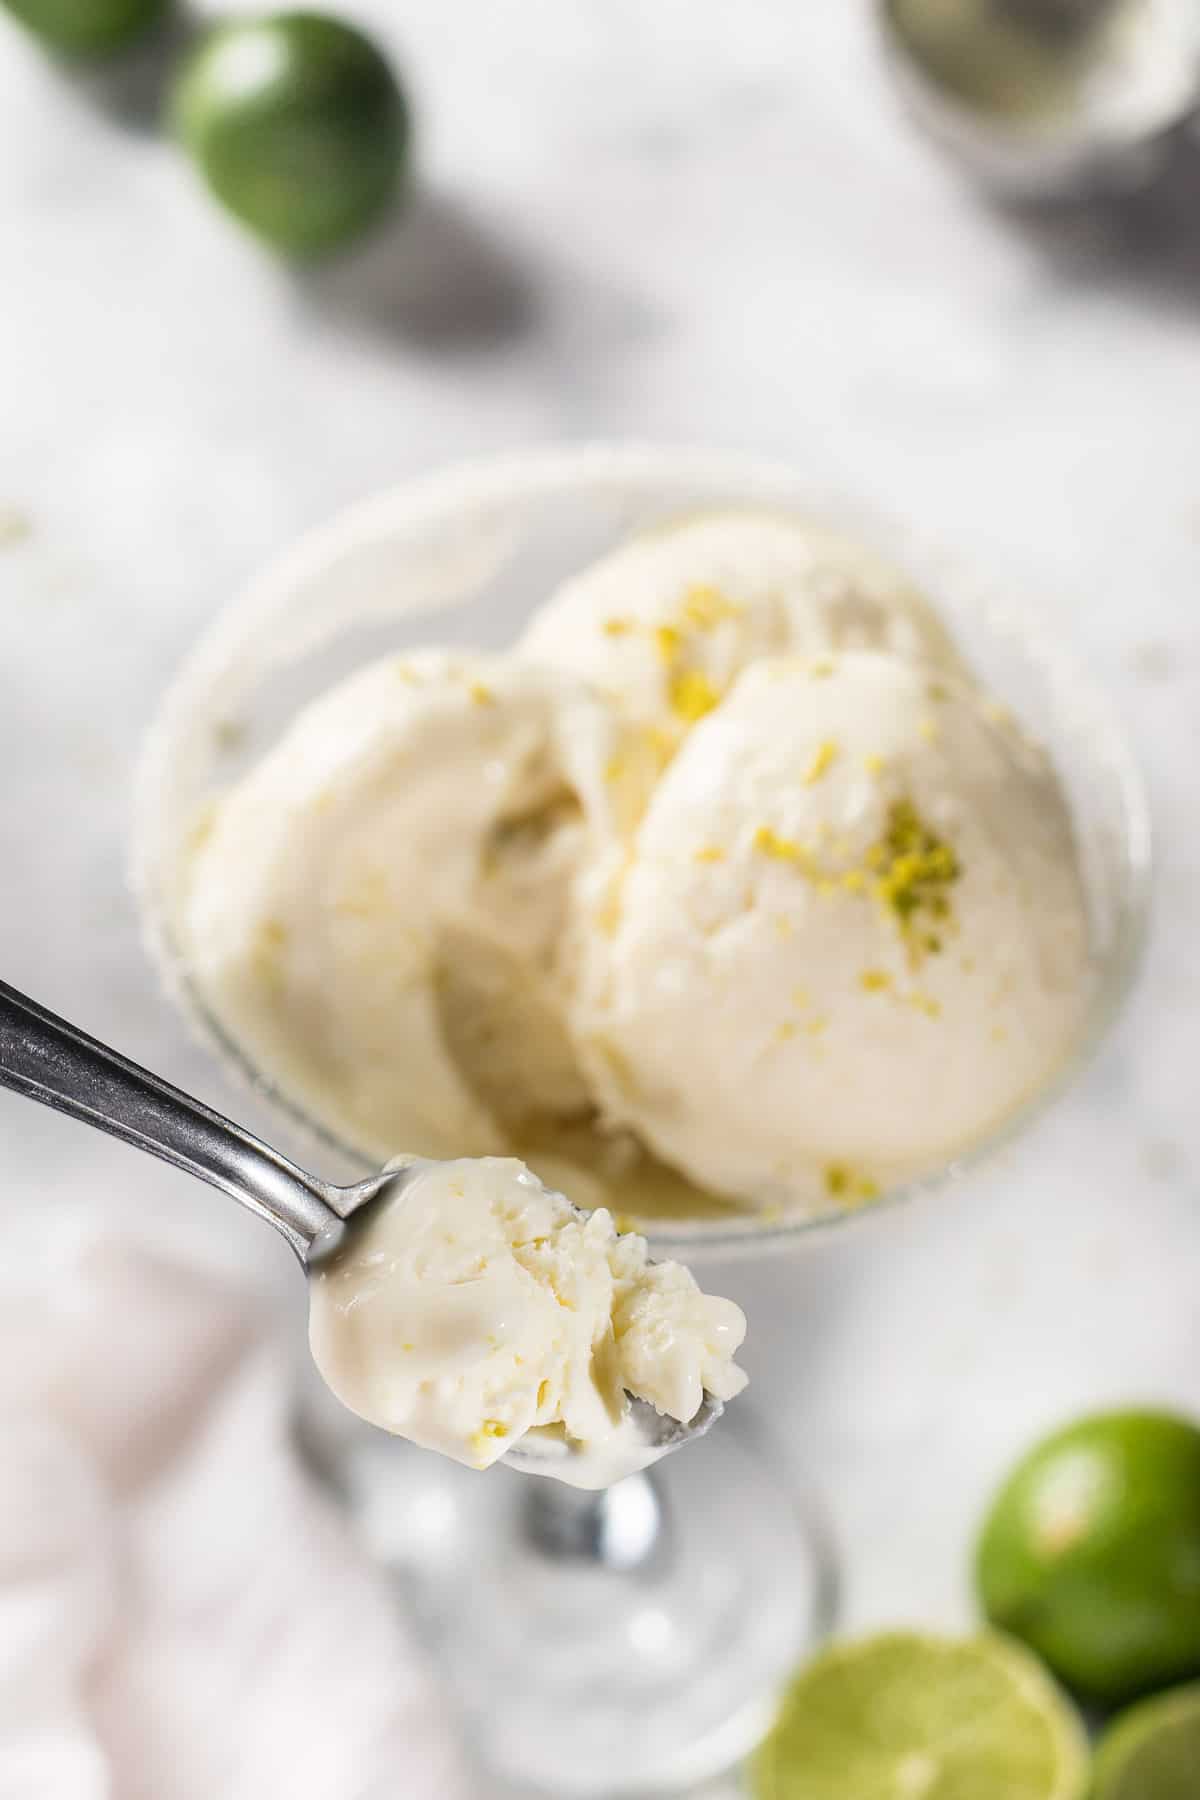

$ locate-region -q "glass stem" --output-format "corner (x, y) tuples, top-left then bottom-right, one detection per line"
(522, 1469), (670, 1575)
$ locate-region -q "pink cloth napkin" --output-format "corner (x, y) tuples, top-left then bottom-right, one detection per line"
(0, 1218), (471, 1800)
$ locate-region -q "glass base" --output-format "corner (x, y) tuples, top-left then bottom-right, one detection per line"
(340, 1413), (834, 1796)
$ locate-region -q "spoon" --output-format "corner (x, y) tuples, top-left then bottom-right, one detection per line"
(0, 978), (722, 1475)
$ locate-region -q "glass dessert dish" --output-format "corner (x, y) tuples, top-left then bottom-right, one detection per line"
(134, 444), (1150, 1796)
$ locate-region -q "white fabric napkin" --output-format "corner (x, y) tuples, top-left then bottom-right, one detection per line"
(0, 1215), (472, 1800)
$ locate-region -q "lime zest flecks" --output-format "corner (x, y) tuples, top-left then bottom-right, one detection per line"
(602, 616), (634, 636)
(751, 797), (962, 972)
(824, 1162), (881, 1205)
(653, 623), (682, 664)
(864, 753), (886, 778)
(870, 798), (961, 956)
(803, 739), (840, 785)
(471, 1419), (510, 1459)
(693, 844), (727, 864)
(645, 723), (677, 763)
(775, 1020), (798, 1043)
(608, 729), (675, 799)
(680, 583), (743, 630)
(469, 681), (495, 707)
(754, 825), (811, 866)
(809, 658), (836, 679)
(669, 668), (721, 722)
(918, 716), (939, 743)
(859, 968), (892, 993)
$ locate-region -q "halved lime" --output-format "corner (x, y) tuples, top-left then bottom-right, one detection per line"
(752, 1631), (1088, 1799)
(1092, 1682), (1200, 1800)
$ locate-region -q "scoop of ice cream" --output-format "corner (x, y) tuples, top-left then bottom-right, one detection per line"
(573, 652), (1089, 1210)
(180, 651), (653, 1162)
(521, 511), (963, 748)
(307, 1156), (747, 1485)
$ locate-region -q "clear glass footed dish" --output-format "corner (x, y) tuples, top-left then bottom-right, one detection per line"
(134, 444), (1150, 1796)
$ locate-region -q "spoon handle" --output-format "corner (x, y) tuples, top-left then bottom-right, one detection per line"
(0, 979), (337, 1259)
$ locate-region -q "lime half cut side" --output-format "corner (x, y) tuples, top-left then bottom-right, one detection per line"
(752, 1630), (1088, 1800)
(1092, 1682), (1200, 1800)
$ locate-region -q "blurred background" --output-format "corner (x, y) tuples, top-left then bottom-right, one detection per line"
(1, 2), (1199, 1795)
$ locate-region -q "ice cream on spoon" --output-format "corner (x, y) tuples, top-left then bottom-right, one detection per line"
(309, 1153), (745, 1487)
(0, 981), (745, 1491)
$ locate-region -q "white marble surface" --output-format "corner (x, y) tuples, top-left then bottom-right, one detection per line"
(2, 0), (1200, 1771)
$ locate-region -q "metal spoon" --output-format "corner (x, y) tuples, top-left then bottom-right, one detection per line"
(0, 978), (722, 1476)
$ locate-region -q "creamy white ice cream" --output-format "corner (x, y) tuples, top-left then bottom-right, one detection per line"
(181, 650), (653, 1162)
(573, 653), (1089, 1208)
(522, 511), (963, 748)
(178, 516), (1089, 1234)
(308, 1156), (747, 1486)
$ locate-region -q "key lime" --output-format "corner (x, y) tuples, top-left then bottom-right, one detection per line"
(1091, 1682), (1200, 1800)
(751, 1630), (1088, 1799)
(171, 12), (410, 258)
(0, 0), (166, 56)
(976, 1410), (1200, 1705)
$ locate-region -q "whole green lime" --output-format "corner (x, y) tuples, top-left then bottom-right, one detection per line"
(0, 0), (166, 56)
(976, 1410), (1200, 1706)
(1092, 1681), (1200, 1800)
(171, 12), (410, 258)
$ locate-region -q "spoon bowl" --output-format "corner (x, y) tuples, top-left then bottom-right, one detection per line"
(0, 978), (724, 1479)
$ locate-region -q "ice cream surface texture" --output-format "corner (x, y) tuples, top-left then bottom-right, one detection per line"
(574, 653), (1088, 1207)
(182, 650), (652, 1162)
(521, 511), (963, 746)
(308, 1156), (748, 1486)
(177, 509), (1091, 1225)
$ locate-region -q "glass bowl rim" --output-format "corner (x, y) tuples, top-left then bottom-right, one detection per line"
(133, 440), (1154, 1259)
